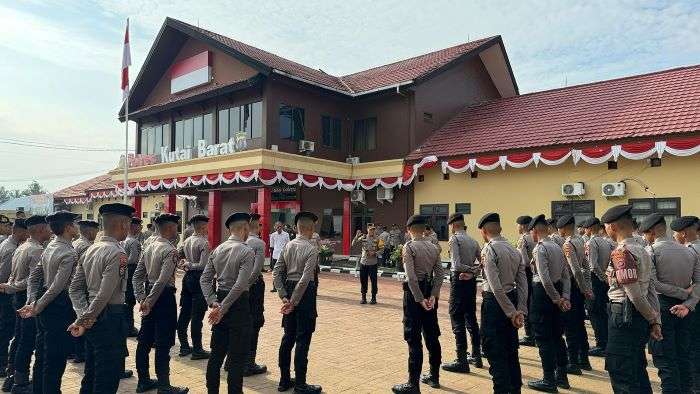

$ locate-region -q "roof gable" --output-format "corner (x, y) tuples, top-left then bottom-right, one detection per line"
(54, 174), (113, 199)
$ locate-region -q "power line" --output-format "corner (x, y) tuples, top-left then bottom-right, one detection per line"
(0, 137), (134, 152)
(0, 169), (111, 183)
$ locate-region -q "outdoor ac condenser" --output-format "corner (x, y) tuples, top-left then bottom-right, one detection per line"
(561, 182), (585, 196)
(602, 182), (626, 197)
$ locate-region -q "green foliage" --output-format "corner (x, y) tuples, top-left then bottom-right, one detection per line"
(0, 181), (48, 204)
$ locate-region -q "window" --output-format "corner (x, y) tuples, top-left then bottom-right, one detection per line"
(139, 123), (168, 155)
(353, 118), (376, 151)
(203, 113), (213, 144)
(321, 116), (341, 149)
(175, 114), (213, 149)
(219, 101), (263, 142)
(455, 203), (471, 215)
(175, 120), (184, 150)
(420, 204), (449, 241)
(321, 208), (343, 237)
(551, 200), (595, 225)
(629, 198), (680, 226)
(279, 104), (305, 141)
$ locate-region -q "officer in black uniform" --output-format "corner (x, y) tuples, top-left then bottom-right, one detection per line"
(516, 215), (536, 347)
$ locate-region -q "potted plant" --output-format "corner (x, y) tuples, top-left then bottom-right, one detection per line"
(318, 240), (335, 266)
(389, 244), (404, 271)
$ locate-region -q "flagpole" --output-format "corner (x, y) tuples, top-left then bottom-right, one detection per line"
(123, 17), (130, 203)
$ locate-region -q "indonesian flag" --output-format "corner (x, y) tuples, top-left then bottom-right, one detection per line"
(121, 18), (131, 102)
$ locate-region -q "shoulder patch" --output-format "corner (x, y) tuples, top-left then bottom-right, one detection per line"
(118, 253), (127, 277)
(610, 247), (638, 284)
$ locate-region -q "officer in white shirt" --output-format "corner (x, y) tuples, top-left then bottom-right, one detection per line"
(270, 222), (290, 293)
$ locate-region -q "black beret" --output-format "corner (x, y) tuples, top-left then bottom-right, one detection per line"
(0, 215), (9, 224)
(670, 216), (700, 232)
(77, 220), (100, 228)
(130, 217), (142, 225)
(556, 214), (575, 229)
(294, 211), (318, 225)
(249, 213), (261, 222)
(12, 219), (27, 229)
(516, 215), (532, 225)
(188, 214), (209, 224)
(406, 215), (427, 227)
(528, 214), (547, 231)
(447, 213), (464, 225)
(601, 205), (633, 224)
(99, 203), (135, 218)
(545, 217), (557, 226)
(46, 211), (80, 224)
(478, 212), (500, 229)
(154, 213), (180, 225)
(25, 215), (47, 227)
(580, 217), (601, 228)
(226, 212), (251, 228)
(639, 213), (665, 233)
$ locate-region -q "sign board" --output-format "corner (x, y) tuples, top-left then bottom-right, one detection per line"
(161, 133), (248, 164)
(170, 51), (212, 94)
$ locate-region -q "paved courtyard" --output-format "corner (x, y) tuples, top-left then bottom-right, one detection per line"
(59, 271), (661, 393)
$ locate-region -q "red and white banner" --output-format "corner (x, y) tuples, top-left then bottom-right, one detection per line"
(121, 19), (131, 101)
(170, 51), (212, 94)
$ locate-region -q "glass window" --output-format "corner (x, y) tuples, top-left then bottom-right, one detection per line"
(140, 127), (149, 154)
(242, 103), (252, 135)
(218, 109), (229, 143)
(251, 101), (262, 138)
(175, 120), (184, 150)
(420, 204), (449, 241)
(203, 113), (213, 145)
(183, 118), (194, 148)
(551, 200), (595, 225)
(154, 125), (163, 153)
(322, 116), (342, 149)
(147, 127), (156, 154)
(230, 106), (240, 137)
(455, 203), (471, 215)
(630, 198), (681, 226)
(193, 116), (203, 144)
(353, 118), (377, 151)
(279, 104), (305, 141)
(162, 123), (170, 150)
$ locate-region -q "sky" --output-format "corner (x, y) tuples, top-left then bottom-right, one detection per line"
(1, 0), (698, 193)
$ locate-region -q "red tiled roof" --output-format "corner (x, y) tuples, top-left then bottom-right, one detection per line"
(407, 65), (700, 160)
(54, 175), (113, 199)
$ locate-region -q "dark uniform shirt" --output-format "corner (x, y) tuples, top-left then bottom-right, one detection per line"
(481, 236), (528, 318)
(402, 236), (444, 302)
(200, 235), (254, 314)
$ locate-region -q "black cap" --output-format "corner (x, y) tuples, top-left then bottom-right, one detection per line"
(447, 213), (464, 225)
(545, 217), (557, 226)
(406, 215), (427, 227)
(226, 212), (251, 228)
(12, 219), (27, 229)
(528, 214), (547, 231)
(580, 217), (601, 228)
(670, 216), (700, 232)
(249, 213), (261, 222)
(25, 215), (47, 227)
(516, 215), (532, 225)
(188, 214), (209, 225)
(154, 213), (180, 225)
(478, 212), (500, 229)
(99, 203), (135, 218)
(77, 220), (99, 229)
(130, 217), (142, 225)
(556, 214), (575, 229)
(294, 211), (318, 225)
(46, 211), (80, 224)
(639, 213), (665, 233)
(0, 215), (9, 224)
(601, 205), (633, 224)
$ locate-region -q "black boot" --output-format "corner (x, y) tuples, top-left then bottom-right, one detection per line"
(588, 346), (606, 357)
(519, 336), (536, 346)
(370, 295), (377, 305)
(578, 354), (592, 371)
(442, 349), (469, 373)
(121, 370), (134, 379)
(420, 370), (440, 388)
(277, 377), (295, 392)
(2, 374), (13, 392)
(8, 372), (29, 394)
(128, 326), (140, 337)
(157, 385), (189, 394)
(555, 368), (570, 389)
(360, 294), (367, 304)
(467, 353), (483, 368)
(391, 381), (420, 393)
(527, 377), (558, 393)
(565, 362), (582, 375)
(178, 345), (192, 357)
(293, 383), (322, 393)
(244, 363), (267, 376)
(190, 348), (210, 360)
(136, 378), (159, 393)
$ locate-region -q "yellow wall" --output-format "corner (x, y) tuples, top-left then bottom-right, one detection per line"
(66, 195), (183, 226)
(413, 155), (695, 248)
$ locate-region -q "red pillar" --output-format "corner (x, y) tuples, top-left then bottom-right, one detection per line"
(257, 187), (271, 257)
(343, 194), (351, 255)
(131, 195), (142, 218)
(164, 193), (177, 214)
(208, 191), (222, 249)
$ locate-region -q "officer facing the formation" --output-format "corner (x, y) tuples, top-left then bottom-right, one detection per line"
(19, 211), (80, 392)
(352, 224), (383, 304)
(133, 213), (188, 394)
(176, 214), (211, 360)
(478, 213), (528, 394)
(273, 211), (322, 394)
(0, 219), (28, 383)
(641, 213), (700, 394)
(392, 215), (444, 394)
(67, 203), (134, 393)
(442, 213), (482, 373)
(200, 212), (254, 394)
(0, 215), (50, 393)
(527, 214), (572, 392)
(557, 214), (593, 373)
(515, 215), (536, 347)
(582, 217), (612, 357)
(245, 213), (268, 376)
(122, 217), (142, 337)
(601, 205), (661, 393)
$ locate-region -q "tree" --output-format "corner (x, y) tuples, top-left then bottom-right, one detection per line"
(22, 180), (46, 196)
(0, 187), (9, 204)
(0, 181), (47, 205)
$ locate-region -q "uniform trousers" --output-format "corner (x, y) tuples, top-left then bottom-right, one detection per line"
(693, 311), (700, 392)
(80, 304), (125, 394)
(605, 301), (652, 394)
(177, 270), (207, 349)
(480, 290), (521, 394)
(279, 280), (317, 385)
(529, 282), (567, 380)
(588, 275), (609, 349)
(136, 286), (177, 387)
(12, 291), (42, 388)
(249, 275), (266, 366)
(36, 290), (74, 394)
(125, 264), (137, 329)
(449, 274), (480, 357)
(206, 291), (251, 394)
(648, 295), (692, 394)
(523, 267), (534, 338)
(563, 281), (588, 364)
(402, 280), (441, 383)
(0, 293), (16, 372)
(359, 264), (378, 297)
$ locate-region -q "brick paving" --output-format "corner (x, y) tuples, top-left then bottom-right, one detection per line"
(59, 272), (661, 393)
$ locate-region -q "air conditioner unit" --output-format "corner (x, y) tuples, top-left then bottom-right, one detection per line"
(154, 202), (165, 211)
(346, 156), (360, 165)
(561, 182), (585, 196)
(376, 187), (394, 203)
(350, 190), (365, 204)
(298, 140), (315, 153)
(602, 182), (626, 197)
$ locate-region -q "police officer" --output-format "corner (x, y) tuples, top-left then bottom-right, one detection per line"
(392, 215), (444, 394)
(442, 213), (482, 373)
(176, 214), (210, 360)
(515, 215), (536, 347)
(547, 218), (565, 247)
(0, 220), (28, 383)
(582, 217), (611, 357)
(67, 203), (133, 393)
(641, 213), (700, 394)
(133, 213), (188, 394)
(557, 214), (593, 373)
(527, 214), (572, 392)
(477, 213), (528, 394)
(122, 217), (142, 338)
(352, 224), (383, 304)
(19, 211), (79, 392)
(273, 211), (322, 394)
(72, 219), (99, 363)
(0, 215), (50, 393)
(0, 216), (11, 244)
(601, 205), (661, 393)
(245, 213), (267, 376)
(200, 212), (254, 393)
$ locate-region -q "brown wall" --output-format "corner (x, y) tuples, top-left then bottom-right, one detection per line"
(219, 188), (257, 238)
